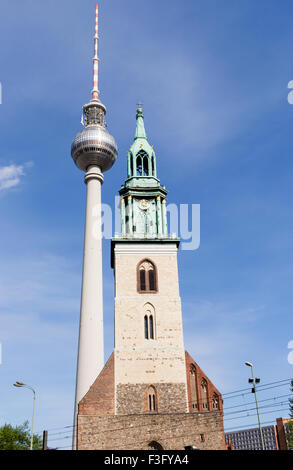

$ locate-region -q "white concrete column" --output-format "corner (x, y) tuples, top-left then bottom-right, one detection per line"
(73, 165), (104, 447)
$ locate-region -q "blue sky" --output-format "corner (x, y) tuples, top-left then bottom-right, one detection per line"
(0, 0), (292, 449)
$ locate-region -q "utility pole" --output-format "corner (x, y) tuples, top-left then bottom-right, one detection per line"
(42, 430), (48, 451)
(245, 362), (265, 450)
(13, 381), (36, 450)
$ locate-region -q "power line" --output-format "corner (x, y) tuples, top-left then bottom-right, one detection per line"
(224, 393), (292, 411)
(224, 407), (289, 422)
(42, 377), (292, 436)
(47, 391), (291, 439)
(222, 378), (291, 396)
(225, 419), (278, 432)
(38, 377), (293, 445)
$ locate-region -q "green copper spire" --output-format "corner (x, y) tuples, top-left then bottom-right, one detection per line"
(127, 105), (157, 179)
(115, 105), (169, 239)
(111, 105), (180, 267)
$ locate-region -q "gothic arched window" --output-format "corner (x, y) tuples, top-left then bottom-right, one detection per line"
(143, 303), (156, 340)
(201, 379), (209, 410)
(138, 260), (157, 293)
(136, 150), (149, 176)
(144, 312), (154, 340)
(147, 386), (158, 413)
(212, 393), (219, 410)
(190, 365), (198, 410)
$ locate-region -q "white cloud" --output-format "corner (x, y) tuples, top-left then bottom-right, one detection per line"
(0, 162), (33, 192)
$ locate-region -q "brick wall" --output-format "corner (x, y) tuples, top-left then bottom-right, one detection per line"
(116, 383), (187, 414)
(185, 351), (223, 413)
(78, 353), (115, 415)
(276, 417), (293, 450)
(77, 411), (225, 450)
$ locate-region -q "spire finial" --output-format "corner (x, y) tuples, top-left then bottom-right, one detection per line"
(135, 103), (147, 140)
(91, 4), (99, 100)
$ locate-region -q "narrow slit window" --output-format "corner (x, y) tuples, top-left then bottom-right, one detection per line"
(144, 312), (155, 340)
(140, 269), (146, 291)
(147, 386), (158, 413)
(149, 269), (156, 291)
(143, 157), (148, 176)
(137, 156), (142, 176)
(144, 315), (149, 340)
(201, 379), (208, 410)
(149, 315), (154, 339)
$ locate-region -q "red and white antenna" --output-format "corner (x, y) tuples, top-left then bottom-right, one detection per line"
(92, 4), (99, 100)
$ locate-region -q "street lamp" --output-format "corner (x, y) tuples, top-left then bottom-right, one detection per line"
(13, 381), (36, 450)
(245, 362), (264, 450)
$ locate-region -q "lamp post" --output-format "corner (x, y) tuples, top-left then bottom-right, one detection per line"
(245, 362), (264, 450)
(13, 381), (36, 450)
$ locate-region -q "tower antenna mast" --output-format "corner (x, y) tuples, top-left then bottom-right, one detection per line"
(92, 4), (99, 100)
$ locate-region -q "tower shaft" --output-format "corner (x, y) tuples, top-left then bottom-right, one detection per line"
(73, 166), (104, 448)
(75, 166), (104, 405)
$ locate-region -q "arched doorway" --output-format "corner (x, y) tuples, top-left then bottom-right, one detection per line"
(148, 441), (163, 450)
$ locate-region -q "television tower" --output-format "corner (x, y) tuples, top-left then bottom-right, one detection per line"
(71, 4), (118, 446)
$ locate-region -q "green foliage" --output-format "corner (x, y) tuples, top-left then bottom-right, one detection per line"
(285, 421), (293, 450)
(0, 421), (42, 450)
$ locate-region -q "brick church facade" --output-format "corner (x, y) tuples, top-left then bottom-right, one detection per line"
(76, 106), (225, 450)
(78, 352), (225, 450)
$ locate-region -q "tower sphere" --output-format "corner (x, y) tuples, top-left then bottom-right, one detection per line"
(71, 100), (118, 173)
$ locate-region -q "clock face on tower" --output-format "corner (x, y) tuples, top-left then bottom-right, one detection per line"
(139, 199), (150, 211)
(134, 198), (156, 237)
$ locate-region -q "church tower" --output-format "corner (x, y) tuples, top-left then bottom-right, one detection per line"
(111, 105), (188, 415)
(77, 107), (225, 451)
